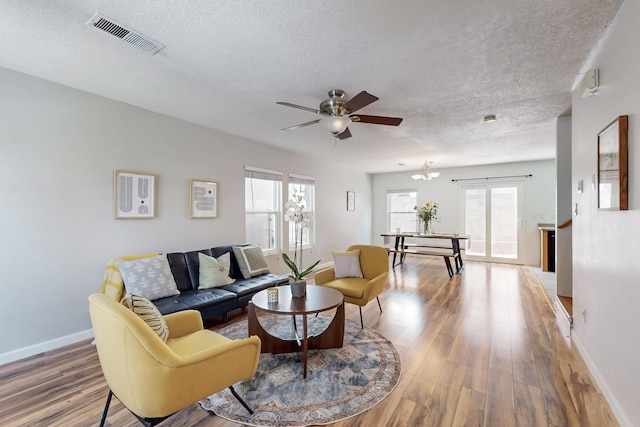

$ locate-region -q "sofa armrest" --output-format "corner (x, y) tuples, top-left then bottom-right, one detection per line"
(314, 267), (335, 285)
(164, 310), (203, 338)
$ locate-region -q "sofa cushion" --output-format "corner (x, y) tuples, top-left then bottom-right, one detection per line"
(152, 288), (237, 316)
(332, 250), (363, 279)
(166, 252), (196, 292)
(122, 293), (169, 342)
(233, 245), (270, 279)
(198, 252), (235, 289)
(222, 273), (288, 299)
(116, 254), (181, 300)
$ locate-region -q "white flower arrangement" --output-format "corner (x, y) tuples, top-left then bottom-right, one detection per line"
(283, 190), (320, 281)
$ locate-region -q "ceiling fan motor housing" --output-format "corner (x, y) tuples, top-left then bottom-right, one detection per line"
(319, 89), (348, 116)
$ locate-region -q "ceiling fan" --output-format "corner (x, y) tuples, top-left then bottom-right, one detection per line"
(276, 89), (403, 140)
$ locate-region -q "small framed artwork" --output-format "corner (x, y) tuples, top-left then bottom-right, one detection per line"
(597, 115), (628, 210)
(190, 179), (217, 218)
(114, 170), (156, 219)
(347, 191), (355, 211)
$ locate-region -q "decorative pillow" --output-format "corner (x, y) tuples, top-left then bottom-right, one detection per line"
(233, 245), (271, 279)
(333, 249), (363, 279)
(198, 252), (236, 289)
(116, 254), (180, 300)
(122, 293), (169, 342)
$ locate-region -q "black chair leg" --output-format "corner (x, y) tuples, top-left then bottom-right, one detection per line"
(377, 297), (382, 313)
(100, 390), (113, 427)
(359, 307), (364, 329)
(229, 385), (254, 415)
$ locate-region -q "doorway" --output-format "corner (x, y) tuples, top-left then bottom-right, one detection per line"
(459, 181), (524, 264)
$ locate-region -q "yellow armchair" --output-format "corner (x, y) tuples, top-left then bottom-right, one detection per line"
(88, 293), (261, 427)
(314, 245), (389, 328)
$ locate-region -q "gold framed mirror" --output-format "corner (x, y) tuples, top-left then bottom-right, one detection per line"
(597, 115), (628, 210)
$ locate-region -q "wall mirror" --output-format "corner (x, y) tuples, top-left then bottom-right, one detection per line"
(597, 115), (628, 210)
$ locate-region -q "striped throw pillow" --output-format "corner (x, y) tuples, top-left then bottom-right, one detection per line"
(122, 293), (169, 342)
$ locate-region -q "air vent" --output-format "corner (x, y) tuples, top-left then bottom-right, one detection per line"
(86, 13), (165, 55)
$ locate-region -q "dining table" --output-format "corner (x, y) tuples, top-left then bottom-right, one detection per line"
(380, 232), (470, 277)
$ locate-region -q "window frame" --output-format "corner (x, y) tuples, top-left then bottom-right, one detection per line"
(287, 173), (316, 251)
(244, 166), (283, 255)
(386, 189), (418, 233)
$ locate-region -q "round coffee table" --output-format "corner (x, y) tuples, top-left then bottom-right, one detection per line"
(248, 285), (345, 378)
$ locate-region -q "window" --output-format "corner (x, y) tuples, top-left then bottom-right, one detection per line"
(287, 174), (315, 249)
(387, 190), (417, 232)
(245, 166), (282, 254)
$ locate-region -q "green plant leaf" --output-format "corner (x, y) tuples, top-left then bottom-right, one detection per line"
(298, 259), (321, 278)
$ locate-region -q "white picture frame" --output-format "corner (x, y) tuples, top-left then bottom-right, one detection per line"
(347, 191), (355, 211)
(191, 179), (217, 218)
(114, 170), (156, 219)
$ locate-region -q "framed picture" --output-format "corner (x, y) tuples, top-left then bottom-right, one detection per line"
(597, 115), (628, 210)
(114, 170), (156, 219)
(190, 179), (217, 218)
(347, 191), (355, 211)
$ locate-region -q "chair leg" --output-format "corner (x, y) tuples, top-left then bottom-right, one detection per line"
(229, 385), (254, 415)
(359, 307), (364, 329)
(100, 390), (113, 427)
(377, 296), (382, 313)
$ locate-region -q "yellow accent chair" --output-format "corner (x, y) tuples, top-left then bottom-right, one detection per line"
(88, 293), (261, 427)
(314, 245), (389, 328)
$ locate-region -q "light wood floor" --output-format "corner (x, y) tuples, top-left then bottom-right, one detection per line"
(0, 258), (618, 426)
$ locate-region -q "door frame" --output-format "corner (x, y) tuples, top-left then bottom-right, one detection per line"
(458, 180), (525, 264)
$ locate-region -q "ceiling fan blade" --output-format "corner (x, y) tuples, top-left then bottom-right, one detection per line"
(276, 102), (321, 114)
(341, 91), (379, 114)
(351, 114), (403, 126)
(336, 127), (352, 140)
(282, 119), (321, 131)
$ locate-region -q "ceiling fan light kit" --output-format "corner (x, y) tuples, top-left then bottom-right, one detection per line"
(321, 116), (351, 135)
(277, 89), (403, 140)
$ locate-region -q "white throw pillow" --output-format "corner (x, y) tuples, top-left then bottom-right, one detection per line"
(122, 293), (169, 342)
(233, 245), (271, 279)
(198, 252), (236, 289)
(333, 249), (363, 279)
(116, 254), (180, 300)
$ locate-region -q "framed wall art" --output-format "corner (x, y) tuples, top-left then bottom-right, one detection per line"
(114, 170), (156, 219)
(190, 179), (217, 218)
(597, 115), (628, 210)
(347, 191), (355, 211)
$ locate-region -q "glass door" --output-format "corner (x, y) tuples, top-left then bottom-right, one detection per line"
(459, 181), (524, 264)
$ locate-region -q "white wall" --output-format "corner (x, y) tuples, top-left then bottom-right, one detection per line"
(372, 160), (556, 266)
(571, 1), (640, 425)
(0, 67), (372, 360)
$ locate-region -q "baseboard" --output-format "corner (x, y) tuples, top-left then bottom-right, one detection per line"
(0, 329), (94, 366)
(572, 332), (632, 427)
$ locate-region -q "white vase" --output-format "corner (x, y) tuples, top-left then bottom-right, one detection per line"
(290, 279), (307, 298)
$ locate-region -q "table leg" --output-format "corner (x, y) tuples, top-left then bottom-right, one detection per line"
(453, 238), (464, 273)
(302, 314), (308, 378)
(248, 302), (344, 362)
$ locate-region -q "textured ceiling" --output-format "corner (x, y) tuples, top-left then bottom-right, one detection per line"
(0, 0), (622, 173)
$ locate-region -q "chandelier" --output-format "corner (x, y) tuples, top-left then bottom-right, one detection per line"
(411, 161), (440, 180)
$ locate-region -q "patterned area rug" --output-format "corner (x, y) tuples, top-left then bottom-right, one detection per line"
(199, 313), (401, 427)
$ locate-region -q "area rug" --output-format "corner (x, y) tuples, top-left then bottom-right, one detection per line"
(199, 313), (401, 427)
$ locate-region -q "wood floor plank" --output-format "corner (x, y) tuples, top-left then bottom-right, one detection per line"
(0, 260), (620, 427)
(451, 387), (486, 427)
